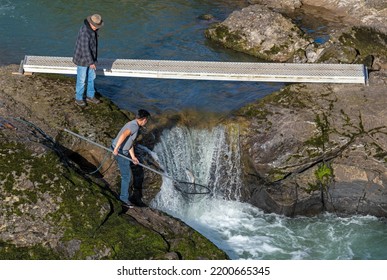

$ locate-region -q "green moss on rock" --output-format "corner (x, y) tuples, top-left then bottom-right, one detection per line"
(206, 24), (243, 44)
(339, 27), (387, 63)
(0, 241), (61, 260)
(0, 138), (227, 260)
(304, 162), (334, 194)
(304, 114), (330, 152)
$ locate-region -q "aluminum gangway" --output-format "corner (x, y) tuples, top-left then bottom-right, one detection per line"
(20, 55), (368, 84)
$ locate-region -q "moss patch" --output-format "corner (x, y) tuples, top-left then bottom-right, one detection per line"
(304, 162), (334, 194)
(0, 242), (61, 260)
(304, 113), (330, 153)
(1, 137), (227, 259)
(339, 27), (387, 63)
(0, 140), (166, 259)
(205, 24), (246, 50)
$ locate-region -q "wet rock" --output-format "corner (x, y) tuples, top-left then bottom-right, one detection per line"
(205, 5), (312, 62)
(248, 0), (302, 10)
(235, 72), (387, 217)
(198, 14), (214, 21)
(207, 1), (387, 63)
(0, 65), (227, 260)
(252, 0), (387, 35)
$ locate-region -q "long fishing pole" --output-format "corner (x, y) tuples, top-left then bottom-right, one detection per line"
(63, 128), (211, 195)
(63, 128), (178, 183)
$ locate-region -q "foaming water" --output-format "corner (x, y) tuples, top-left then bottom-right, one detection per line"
(2, 1), (387, 259)
(151, 126), (387, 260)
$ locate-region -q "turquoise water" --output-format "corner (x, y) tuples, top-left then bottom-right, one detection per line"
(1, 0), (387, 259)
(0, 0), (282, 113)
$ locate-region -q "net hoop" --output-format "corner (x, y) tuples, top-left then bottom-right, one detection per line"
(173, 181), (211, 195)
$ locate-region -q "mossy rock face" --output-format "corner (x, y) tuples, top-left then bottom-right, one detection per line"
(205, 5), (311, 62)
(0, 138), (227, 259)
(234, 72), (387, 217)
(206, 23), (303, 61)
(339, 27), (387, 58)
(317, 43), (358, 63)
(205, 24), (251, 56)
(205, 5), (387, 64)
(0, 140), (164, 259)
(0, 67), (228, 259)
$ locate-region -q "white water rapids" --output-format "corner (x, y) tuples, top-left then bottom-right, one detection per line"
(149, 126), (387, 260)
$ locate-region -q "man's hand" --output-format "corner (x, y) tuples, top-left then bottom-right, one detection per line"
(131, 156), (139, 165)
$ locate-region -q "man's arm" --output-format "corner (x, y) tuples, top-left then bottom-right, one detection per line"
(113, 129), (130, 155)
(128, 146), (139, 165)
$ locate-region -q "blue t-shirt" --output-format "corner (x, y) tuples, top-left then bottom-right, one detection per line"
(112, 119), (139, 155)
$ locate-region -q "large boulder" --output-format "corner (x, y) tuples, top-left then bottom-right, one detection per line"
(205, 5), (312, 62)
(207, 2), (387, 65)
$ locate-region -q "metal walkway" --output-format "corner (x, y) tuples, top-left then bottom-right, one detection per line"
(20, 55), (368, 84)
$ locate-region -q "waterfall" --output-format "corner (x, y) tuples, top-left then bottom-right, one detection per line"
(150, 125), (242, 213)
(148, 125), (387, 260)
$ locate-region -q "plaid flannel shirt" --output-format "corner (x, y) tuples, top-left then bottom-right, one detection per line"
(72, 20), (99, 67)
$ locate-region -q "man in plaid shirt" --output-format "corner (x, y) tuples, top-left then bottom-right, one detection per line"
(73, 14), (104, 107)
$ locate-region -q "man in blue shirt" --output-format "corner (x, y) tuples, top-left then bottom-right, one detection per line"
(73, 14), (104, 106)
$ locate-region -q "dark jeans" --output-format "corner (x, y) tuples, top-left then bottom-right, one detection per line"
(113, 146), (144, 204)
(115, 151), (132, 203)
(130, 163), (144, 203)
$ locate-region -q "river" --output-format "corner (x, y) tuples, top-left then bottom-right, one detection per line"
(1, 0), (387, 260)
(0, 0), (282, 113)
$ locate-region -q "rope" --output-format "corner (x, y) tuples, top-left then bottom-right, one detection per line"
(1, 117), (111, 175)
(1, 116), (55, 144)
(88, 149), (114, 175)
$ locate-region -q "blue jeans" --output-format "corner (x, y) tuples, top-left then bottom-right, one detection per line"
(115, 150), (132, 203)
(75, 66), (96, 100)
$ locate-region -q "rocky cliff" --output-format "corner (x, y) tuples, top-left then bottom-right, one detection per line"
(0, 66), (228, 260)
(204, 1), (387, 217)
(232, 71), (387, 217)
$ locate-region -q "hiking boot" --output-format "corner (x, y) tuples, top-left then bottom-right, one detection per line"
(86, 97), (101, 104)
(121, 200), (134, 209)
(75, 99), (86, 107)
(134, 200), (147, 207)
(130, 198), (147, 208)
